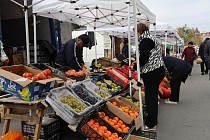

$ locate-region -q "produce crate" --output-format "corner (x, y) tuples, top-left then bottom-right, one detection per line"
(105, 68), (129, 90)
(50, 86), (92, 117)
(92, 74), (121, 96)
(132, 129), (157, 140)
(78, 115), (128, 140)
(21, 118), (61, 140)
(28, 63), (67, 81)
(82, 79), (112, 100)
(68, 83), (104, 108)
(98, 106), (135, 138)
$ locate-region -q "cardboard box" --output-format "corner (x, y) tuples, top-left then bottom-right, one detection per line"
(126, 135), (150, 140)
(12, 53), (24, 65)
(106, 97), (142, 130)
(0, 65), (60, 101)
(98, 57), (111, 67)
(131, 80), (145, 105)
(0, 105), (5, 119)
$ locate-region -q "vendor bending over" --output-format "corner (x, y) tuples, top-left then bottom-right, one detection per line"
(55, 34), (91, 71)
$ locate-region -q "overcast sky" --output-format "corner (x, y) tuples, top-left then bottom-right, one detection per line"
(141, 0), (210, 32)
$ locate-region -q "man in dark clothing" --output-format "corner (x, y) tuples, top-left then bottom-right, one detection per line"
(181, 41), (197, 76)
(163, 56), (192, 104)
(122, 38), (129, 58)
(198, 38), (209, 75)
(55, 34), (91, 71)
(204, 39), (210, 71)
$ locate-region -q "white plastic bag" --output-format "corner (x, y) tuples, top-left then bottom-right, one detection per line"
(0, 41), (8, 62)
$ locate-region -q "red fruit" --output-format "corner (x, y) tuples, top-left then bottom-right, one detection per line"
(22, 72), (28, 78)
(27, 77), (32, 80)
(37, 73), (47, 80)
(42, 71), (48, 76)
(44, 69), (51, 75)
(32, 76), (38, 81)
(26, 73), (33, 78)
(47, 75), (52, 79)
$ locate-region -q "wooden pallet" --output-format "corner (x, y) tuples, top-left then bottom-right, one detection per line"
(0, 94), (47, 140)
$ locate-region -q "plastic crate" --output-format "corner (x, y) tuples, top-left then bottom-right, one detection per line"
(21, 118), (60, 140)
(92, 75), (121, 96)
(68, 83), (104, 108)
(82, 79), (112, 100)
(132, 129), (157, 140)
(28, 63), (67, 81)
(50, 86), (92, 118)
(98, 106), (135, 138)
(105, 68), (129, 89)
(79, 115), (128, 140)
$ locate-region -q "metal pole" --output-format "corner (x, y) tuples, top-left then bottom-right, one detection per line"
(164, 31), (167, 57)
(94, 29), (97, 65)
(33, 14), (37, 63)
(133, 0), (144, 131)
(127, 2), (132, 97)
(24, 0), (30, 65)
(112, 35), (114, 59)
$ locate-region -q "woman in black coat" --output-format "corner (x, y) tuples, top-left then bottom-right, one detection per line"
(163, 56), (192, 104)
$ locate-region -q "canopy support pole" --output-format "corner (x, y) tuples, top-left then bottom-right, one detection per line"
(33, 14), (37, 63)
(127, 2), (132, 97)
(94, 29), (97, 65)
(133, 0), (144, 131)
(24, 0), (30, 65)
(164, 31), (167, 56)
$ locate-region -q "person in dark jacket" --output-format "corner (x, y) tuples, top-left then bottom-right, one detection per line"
(163, 56), (192, 104)
(135, 23), (165, 130)
(55, 34), (91, 71)
(122, 38), (129, 58)
(204, 39), (210, 71)
(198, 38), (209, 75)
(181, 41), (197, 76)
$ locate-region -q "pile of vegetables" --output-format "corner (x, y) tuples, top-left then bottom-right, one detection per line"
(22, 69), (52, 81)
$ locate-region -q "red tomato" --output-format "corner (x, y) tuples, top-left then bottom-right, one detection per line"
(22, 72), (28, 78)
(26, 73), (33, 78)
(32, 76), (38, 81)
(47, 75), (52, 79)
(44, 69), (51, 75)
(42, 71), (48, 76)
(37, 73), (47, 80)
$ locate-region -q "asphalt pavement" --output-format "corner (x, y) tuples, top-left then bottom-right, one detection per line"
(157, 64), (210, 140)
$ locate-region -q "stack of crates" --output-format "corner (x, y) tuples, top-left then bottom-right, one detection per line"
(21, 118), (61, 140)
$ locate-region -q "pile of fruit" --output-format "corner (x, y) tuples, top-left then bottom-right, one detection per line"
(72, 85), (98, 105)
(94, 89), (109, 99)
(98, 112), (130, 133)
(112, 101), (139, 119)
(22, 69), (52, 81)
(125, 96), (140, 107)
(159, 77), (171, 99)
(65, 69), (89, 77)
(87, 119), (123, 140)
(60, 95), (87, 113)
(97, 80), (121, 93)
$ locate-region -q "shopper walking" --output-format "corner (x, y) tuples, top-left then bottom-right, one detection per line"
(181, 41), (197, 76)
(122, 38), (129, 58)
(134, 23), (164, 130)
(163, 56), (192, 104)
(204, 39), (210, 74)
(198, 38), (209, 75)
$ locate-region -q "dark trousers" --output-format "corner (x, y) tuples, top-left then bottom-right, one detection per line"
(187, 61), (193, 74)
(142, 67), (164, 128)
(169, 78), (182, 102)
(200, 56), (208, 73)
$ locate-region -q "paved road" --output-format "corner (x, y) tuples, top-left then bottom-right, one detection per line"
(157, 64), (210, 140)
(1, 64), (210, 140)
